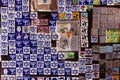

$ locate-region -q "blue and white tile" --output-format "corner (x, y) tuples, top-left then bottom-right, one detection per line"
(23, 54), (30, 61)
(44, 68), (51, 75)
(37, 68), (44, 75)
(15, 4), (22, 11)
(30, 54), (37, 61)
(1, 34), (8, 42)
(65, 68), (71, 75)
(23, 61), (30, 68)
(37, 47), (44, 54)
(51, 47), (57, 54)
(22, 18), (30, 26)
(72, 5), (79, 12)
(107, 0), (114, 5)
(85, 65), (93, 73)
(58, 6), (65, 13)
(1, 0), (8, 6)
(51, 68), (58, 75)
(85, 48), (92, 55)
(44, 54), (51, 61)
(9, 47), (16, 54)
(8, 27), (15, 33)
(30, 26), (37, 33)
(58, 68), (65, 75)
(58, 0), (65, 7)
(71, 62), (79, 68)
(23, 47), (30, 54)
(58, 52), (65, 60)
(52, 33), (58, 40)
(50, 12), (58, 20)
(8, 68), (16, 75)
(49, 20), (56, 26)
(22, 12), (30, 18)
(16, 47), (23, 54)
(16, 54), (23, 61)
(49, 26), (56, 33)
(22, 0), (29, 5)
(51, 61), (58, 68)
(1, 15), (8, 21)
(16, 33), (22, 40)
(30, 12), (38, 19)
(1, 75), (9, 80)
(9, 54), (16, 61)
(16, 61), (23, 68)
(23, 68), (30, 75)
(30, 33), (37, 40)
(1, 21), (8, 28)
(22, 5), (29, 12)
(8, 12), (15, 19)
(23, 40), (30, 47)
(30, 68), (37, 75)
(15, 11), (22, 18)
(44, 41), (51, 47)
(8, 19), (15, 27)
(58, 61), (64, 68)
(71, 69), (79, 75)
(1, 48), (8, 55)
(37, 40), (44, 47)
(37, 33), (45, 40)
(37, 54), (44, 61)
(9, 61), (16, 68)
(44, 33), (51, 41)
(1, 7), (8, 14)
(44, 61), (51, 68)
(8, 0), (15, 6)
(8, 33), (15, 40)
(22, 33), (30, 40)
(30, 47), (37, 54)
(37, 61), (44, 68)
(44, 47), (51, 54)
(16, 75), (23, 80)
(93, 64), (99, 72)
(2, 68), (9, 75)
(79, 67), (85, 73)
(15, 0), (22, 5)
(15, 18), (22, 26)
(16, 68), (23, 75)
(1, 28), (8, 35)
(65, 61), (71, 68)
(1, 41), (8, 49)
(2, 61), (9, 68)
(8, 75), (16, 80)
(51, 54), (58, 61)
(30, 40), (37, 47)
(30, 61), (37, 68)
(8, 5), (15, 12)
(16, 40), (23, 47)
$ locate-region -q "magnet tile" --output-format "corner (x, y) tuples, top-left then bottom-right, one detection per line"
(9, 61), (16, 68)
(15, 11), (22, 18)
(2, 69), (7, 75)
(1, 0), (8, 6)
(44, 68), (51, 75)
(30, 68), (37, 75)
